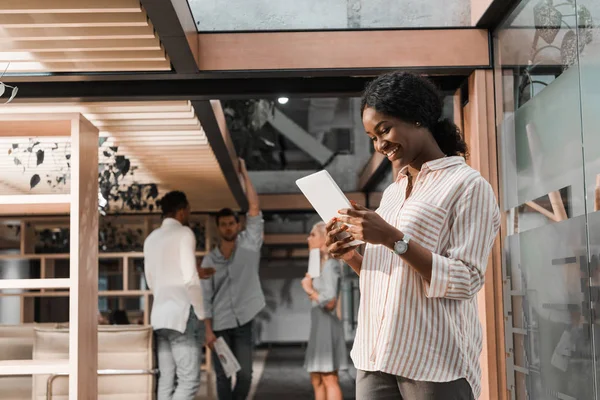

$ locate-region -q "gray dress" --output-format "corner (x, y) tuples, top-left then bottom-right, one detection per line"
(304, 258), (349, 373)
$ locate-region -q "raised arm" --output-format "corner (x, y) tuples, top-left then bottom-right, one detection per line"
(239, 158), (260, 217)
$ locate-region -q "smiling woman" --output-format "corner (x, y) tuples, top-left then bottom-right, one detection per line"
(361, 72), (467, 170)
(325, 71), (500, 400)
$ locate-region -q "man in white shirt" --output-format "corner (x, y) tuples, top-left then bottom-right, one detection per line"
(144, 191), (213, 400)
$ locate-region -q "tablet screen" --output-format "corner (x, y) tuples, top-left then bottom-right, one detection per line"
(296, 170), (363, 246)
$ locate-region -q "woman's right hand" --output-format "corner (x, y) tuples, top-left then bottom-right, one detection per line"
(325, 218), (359, 261)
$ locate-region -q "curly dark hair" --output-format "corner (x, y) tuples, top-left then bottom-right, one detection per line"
(360, 71), (467, 158)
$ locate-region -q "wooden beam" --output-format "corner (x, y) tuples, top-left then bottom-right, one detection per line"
(0, 0), (142, 14)
(192, 100), (247, 211)
(0, 12), (149, 27)
(69, 114), (99, 399)
(471, 0), (494, 26)
(6, 61), (171, 73)
(0, 50), (168, 62)
(140, 0), (199, 74)
(476, 0), (521, 29)
(464, 70), (506, 400)
(0, 26), (156, 40)
(1, 38), (161, 52)
(197, 29), (490, 71)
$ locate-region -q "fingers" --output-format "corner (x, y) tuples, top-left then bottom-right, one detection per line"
(337, 216), (362, 226)
(328, 234), (356, 254)
(350, 200), (369, 211)
(338, 208), (364, 217)
(325, 224), (348, 246)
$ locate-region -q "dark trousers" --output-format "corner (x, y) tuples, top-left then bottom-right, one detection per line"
(356, 370), (475, 400)
(213, 321), (253, 400)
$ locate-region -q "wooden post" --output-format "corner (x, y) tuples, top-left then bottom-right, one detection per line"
(68, 114), (99, 399)
(463, 70), (506, 400)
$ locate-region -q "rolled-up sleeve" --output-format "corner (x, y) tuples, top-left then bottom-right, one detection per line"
(424, 177), (500, 300)
(317, 260), (341, 308)
(200, 256), (214, 319)
(240, 212), (264, 250)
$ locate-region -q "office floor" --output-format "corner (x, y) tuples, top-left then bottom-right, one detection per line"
(197, 346), (355, 400)
(253, 346), (355, 400)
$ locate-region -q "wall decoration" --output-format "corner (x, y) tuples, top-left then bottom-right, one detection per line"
(7, 137), (160, 214)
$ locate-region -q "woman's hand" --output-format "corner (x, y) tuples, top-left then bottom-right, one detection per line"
(301, 273), (314, 295)
(325, 219), (360, 260)
(337, 201), (396, 246)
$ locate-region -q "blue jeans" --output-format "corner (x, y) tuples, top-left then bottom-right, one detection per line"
(213, 321), (254, 400)
(155, 311), (203, 400)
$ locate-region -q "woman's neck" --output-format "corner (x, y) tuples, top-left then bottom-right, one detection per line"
(409, 145), (446, 171)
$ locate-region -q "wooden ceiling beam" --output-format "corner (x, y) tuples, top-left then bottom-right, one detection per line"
(0, 26), (156, 40)
(5, 61), (171, 73)
(0, 12), (149, 27)
(0, 50), (168, 62)
(0, 101), (192, 113)
(1, 38), (161, 52)
(0, 0), (142, 14)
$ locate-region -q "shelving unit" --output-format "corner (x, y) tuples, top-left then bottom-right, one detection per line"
(0, 213), (215, 383)
(0, 112), (100, 398)
(0, 251), (208, 326)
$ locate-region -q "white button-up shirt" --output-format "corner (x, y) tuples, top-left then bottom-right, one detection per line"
(351, 157), (500, 399)
(144, 218), (205, 333)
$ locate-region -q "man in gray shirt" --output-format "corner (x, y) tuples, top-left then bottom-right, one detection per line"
(201, 159), (265, 400)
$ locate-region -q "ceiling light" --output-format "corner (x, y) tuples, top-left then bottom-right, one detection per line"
(277, 97), (289, 105)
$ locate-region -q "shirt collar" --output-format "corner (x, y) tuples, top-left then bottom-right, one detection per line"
(162, 218), (182, 227)
(395, 156), (465, 181)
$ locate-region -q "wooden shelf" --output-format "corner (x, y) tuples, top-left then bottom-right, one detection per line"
(0, 359), (69, 376)
(0, 278), (70, 290)
(0, 194), (71, 216)
(0, 194), (71, 205)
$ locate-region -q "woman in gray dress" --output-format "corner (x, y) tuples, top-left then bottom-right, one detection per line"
(301, 221), (348, 400)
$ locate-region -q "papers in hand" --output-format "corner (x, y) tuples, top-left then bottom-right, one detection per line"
(295, 170), (363, 247)
(213, 337), (241, 378)
(307, 248), (321, 278)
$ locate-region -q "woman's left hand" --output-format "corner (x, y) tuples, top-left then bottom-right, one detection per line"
(301, 273), (314, 294)
(338, 201), (396, 245)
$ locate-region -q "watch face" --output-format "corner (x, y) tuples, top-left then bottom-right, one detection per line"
(394, 240), (408, 255)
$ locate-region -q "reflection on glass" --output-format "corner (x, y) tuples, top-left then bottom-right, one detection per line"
(189, 0), (470, 32)
(495, 0), (600, 398)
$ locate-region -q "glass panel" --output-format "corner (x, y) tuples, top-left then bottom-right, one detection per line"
(576, 0), (600, 392)
(189, 0), (471, 32)
(494, 0), (598, 398)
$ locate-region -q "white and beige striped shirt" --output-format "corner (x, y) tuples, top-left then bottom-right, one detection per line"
(351, 156), (500, 399)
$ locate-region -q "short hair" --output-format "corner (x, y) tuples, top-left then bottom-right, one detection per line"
(160, 191), (189, 216)
(312, 221), (327, 237)
(216, 208), (239, 225)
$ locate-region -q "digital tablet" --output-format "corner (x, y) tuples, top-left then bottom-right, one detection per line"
(296, 170), (363, 247)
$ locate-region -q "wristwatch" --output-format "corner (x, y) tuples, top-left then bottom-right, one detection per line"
(392, 234), (411, 255)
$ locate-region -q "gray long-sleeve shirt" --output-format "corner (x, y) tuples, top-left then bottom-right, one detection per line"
(201, 213), (265, 331)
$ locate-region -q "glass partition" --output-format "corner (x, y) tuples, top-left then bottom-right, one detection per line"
(495, 0), (600, 398)
(189, 0), (471, 32)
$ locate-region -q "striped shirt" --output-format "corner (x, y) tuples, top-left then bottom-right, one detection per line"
(351, 156), (500, 399)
